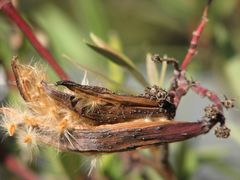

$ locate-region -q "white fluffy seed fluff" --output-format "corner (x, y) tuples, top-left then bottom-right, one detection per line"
(0, 59), (88, 158)
(16, 127), (39, 161)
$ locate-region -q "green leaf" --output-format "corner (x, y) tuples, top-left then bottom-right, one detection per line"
(73, 0), (108, 39)
(86, 34), (148, 86)
(59, 152), (83, 179)
(107, 32), (125, 85)
(159, 60), (167, 87)
(33, 4), (100, 74)
(100, 154), (124, 180)
(42, 148), (69, 179)
(146, 53), (159, 86)
(89, 33), (136, 68)
(174, 142), (200, 180)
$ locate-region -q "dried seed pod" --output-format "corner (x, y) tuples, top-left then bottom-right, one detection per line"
(42, 81), (176, 125)
(0, 58), (231, 154)
(38, 120), (217, 153)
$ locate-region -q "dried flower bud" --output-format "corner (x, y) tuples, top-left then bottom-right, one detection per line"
(214, 126), (230, 138)
(222, 96), (235, 110)
(204, 105), (219, 119)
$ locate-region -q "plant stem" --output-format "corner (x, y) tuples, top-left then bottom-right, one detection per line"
(0, 147), (38, 180)
(131, 151), (176, 180)
(181, 0), (212, 70)
(0, 0), (68, 80)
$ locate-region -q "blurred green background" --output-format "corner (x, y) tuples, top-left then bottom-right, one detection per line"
(0, 0), (240, 179)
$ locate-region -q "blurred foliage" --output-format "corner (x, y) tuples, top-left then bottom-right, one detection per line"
(0, 0), (240, 180)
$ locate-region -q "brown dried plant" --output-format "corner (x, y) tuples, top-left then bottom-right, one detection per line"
(0, 55), (231, 154)
(0, 0), (235, 179)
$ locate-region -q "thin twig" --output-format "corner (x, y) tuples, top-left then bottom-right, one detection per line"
(0, 147), (38, 180)
(131, 151), (176, 180)
(155, 1), (213, 179)
(181, 0), (212, 70)
(0, 0), (68, 80)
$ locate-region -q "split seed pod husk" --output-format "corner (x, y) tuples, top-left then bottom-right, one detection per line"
(0, 57), (227, 153)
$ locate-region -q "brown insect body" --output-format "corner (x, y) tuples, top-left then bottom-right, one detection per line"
(42, 81), (176, 125)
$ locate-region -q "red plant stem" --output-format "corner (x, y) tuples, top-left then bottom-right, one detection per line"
(179, 0), (223, 110)
(0, 0), (68, 80)
(191, 82), (223, 111)
(0, 147), (38, 180)
(181, 0), (212, 70)
(4, 155), (39, 180)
